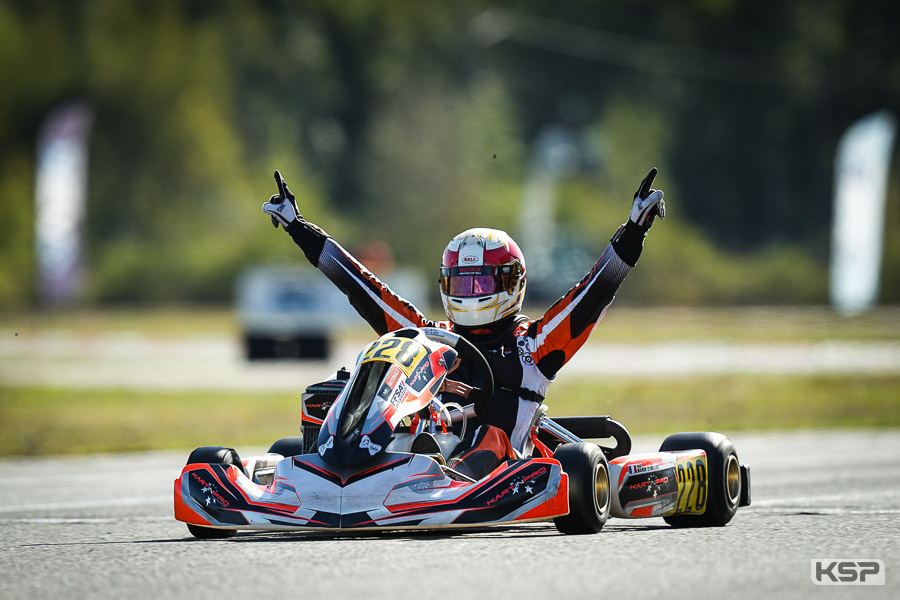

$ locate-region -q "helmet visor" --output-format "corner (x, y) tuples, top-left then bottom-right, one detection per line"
(440, 263), (520, 297)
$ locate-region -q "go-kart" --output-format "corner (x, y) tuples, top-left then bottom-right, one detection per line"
(175, 327), (751, 538)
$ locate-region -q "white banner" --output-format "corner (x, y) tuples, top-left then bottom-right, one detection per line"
(830, 110), (896, 314)
(35, 102), (93, 307)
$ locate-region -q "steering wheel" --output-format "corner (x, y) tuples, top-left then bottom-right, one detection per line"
(418, 328), (495, 416)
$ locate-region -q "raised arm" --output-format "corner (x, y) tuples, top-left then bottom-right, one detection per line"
(527, 168), (666, 379)
(262, 171), (436, 335)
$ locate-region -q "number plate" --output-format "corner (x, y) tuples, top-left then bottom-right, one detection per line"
(361, 338), (428, 375)
(671, 453), (708, 515)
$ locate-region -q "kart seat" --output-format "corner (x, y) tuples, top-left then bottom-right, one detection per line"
(410, 432), (446, 465)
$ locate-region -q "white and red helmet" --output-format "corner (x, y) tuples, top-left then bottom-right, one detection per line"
(440, 228), (526, 328)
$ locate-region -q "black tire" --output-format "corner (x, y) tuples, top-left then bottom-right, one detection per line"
(244, 334), (274, 361)
(245, 334), (329, 361)
(187, 523), (237, 539)
(295, 335), (329, 359)
(659, 432), (742, 528)
(185, 446), (242, 539)
(267, 436), (304, 457)
(553, 442), (611, 535)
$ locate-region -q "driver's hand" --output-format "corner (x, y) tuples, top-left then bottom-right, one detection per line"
(262, 170), (302, 229)
(629, 167), (666, 228)
(440, 379), (474, 399)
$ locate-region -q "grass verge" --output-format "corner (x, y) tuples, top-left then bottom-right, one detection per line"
(3, 305), (900, 342)
(550, 374), (900, 433)
(2, 374), (898, 456)
(0, 387), (302, 456)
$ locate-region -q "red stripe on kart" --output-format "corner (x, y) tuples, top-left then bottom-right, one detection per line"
(385, 459), (559, 515)
(184, 463), (236, 493)
(173, 476), (213, 526)
(475, 460), (547, 498)
(514, 472), (569, 522)
(629, 506), (655, 518)
(294, 455), (414, 487)
(294, 459), (339, 480)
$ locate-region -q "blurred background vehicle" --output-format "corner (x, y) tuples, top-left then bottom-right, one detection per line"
(236, 263), (427, 360)
(236, 265), (347, 360)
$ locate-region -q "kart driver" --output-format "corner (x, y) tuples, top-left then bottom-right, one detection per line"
(263, 169), (665, 479)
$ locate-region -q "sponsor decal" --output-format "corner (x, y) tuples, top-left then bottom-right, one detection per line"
(461, 255), (479, 264)
(389, 383), (406, 407)
(627, 475), (670, 490)
(628, 462), (666, 475)
(811, 560), (885, 585)
(457, 266), (483, 275)
(359, 435), (383, 456)
(302, 399), (335, 421)
(191, 471), (230, 507)
(486, 466), (547, 505)
(384, 367), (402, 389)
(304, 402), (332, 410)
(407, 359), (435, 393)
(318, 435), (334, 457)
(618, 466), (678, 510)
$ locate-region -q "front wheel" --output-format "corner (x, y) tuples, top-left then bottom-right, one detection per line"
(184, 446), (242, 539)
(659, 432), (742, 527)
(553, 443), (611, 535)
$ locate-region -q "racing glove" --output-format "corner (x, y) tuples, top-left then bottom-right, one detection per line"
(611, 167), (665, 267)
(262, 170), (301, 229)
(262, 170), (330, 267)
(629, 167), (666, 228)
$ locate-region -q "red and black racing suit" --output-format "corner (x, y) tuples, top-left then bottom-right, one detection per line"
(286, 219), (650, 474)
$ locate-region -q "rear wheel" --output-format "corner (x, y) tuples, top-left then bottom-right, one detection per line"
(659, 432), (741, 527)
(185, 446), (242, 539)
(553, 443), (611, 535)
(267, 436), (304, 457)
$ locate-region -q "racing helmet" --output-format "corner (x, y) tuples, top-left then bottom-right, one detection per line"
(440, 228), (526, 328)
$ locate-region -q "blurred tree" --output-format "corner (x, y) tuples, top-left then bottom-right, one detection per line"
(0, 0), (897, 308)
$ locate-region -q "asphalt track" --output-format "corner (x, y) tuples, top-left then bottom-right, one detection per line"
(1, 430), (897, 599)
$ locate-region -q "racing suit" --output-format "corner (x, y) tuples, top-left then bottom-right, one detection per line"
(285, 218), (650, 468)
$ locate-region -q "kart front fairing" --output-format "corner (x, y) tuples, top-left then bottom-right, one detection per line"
(175, 451), (568, 531)
(316, 329), (456, 466)
(174, 328), (570, 532)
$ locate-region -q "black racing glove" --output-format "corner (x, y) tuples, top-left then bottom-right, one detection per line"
(262, 170), (301, 229)
(612, 168), (666, 267)
(629, 167), (666, 228)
